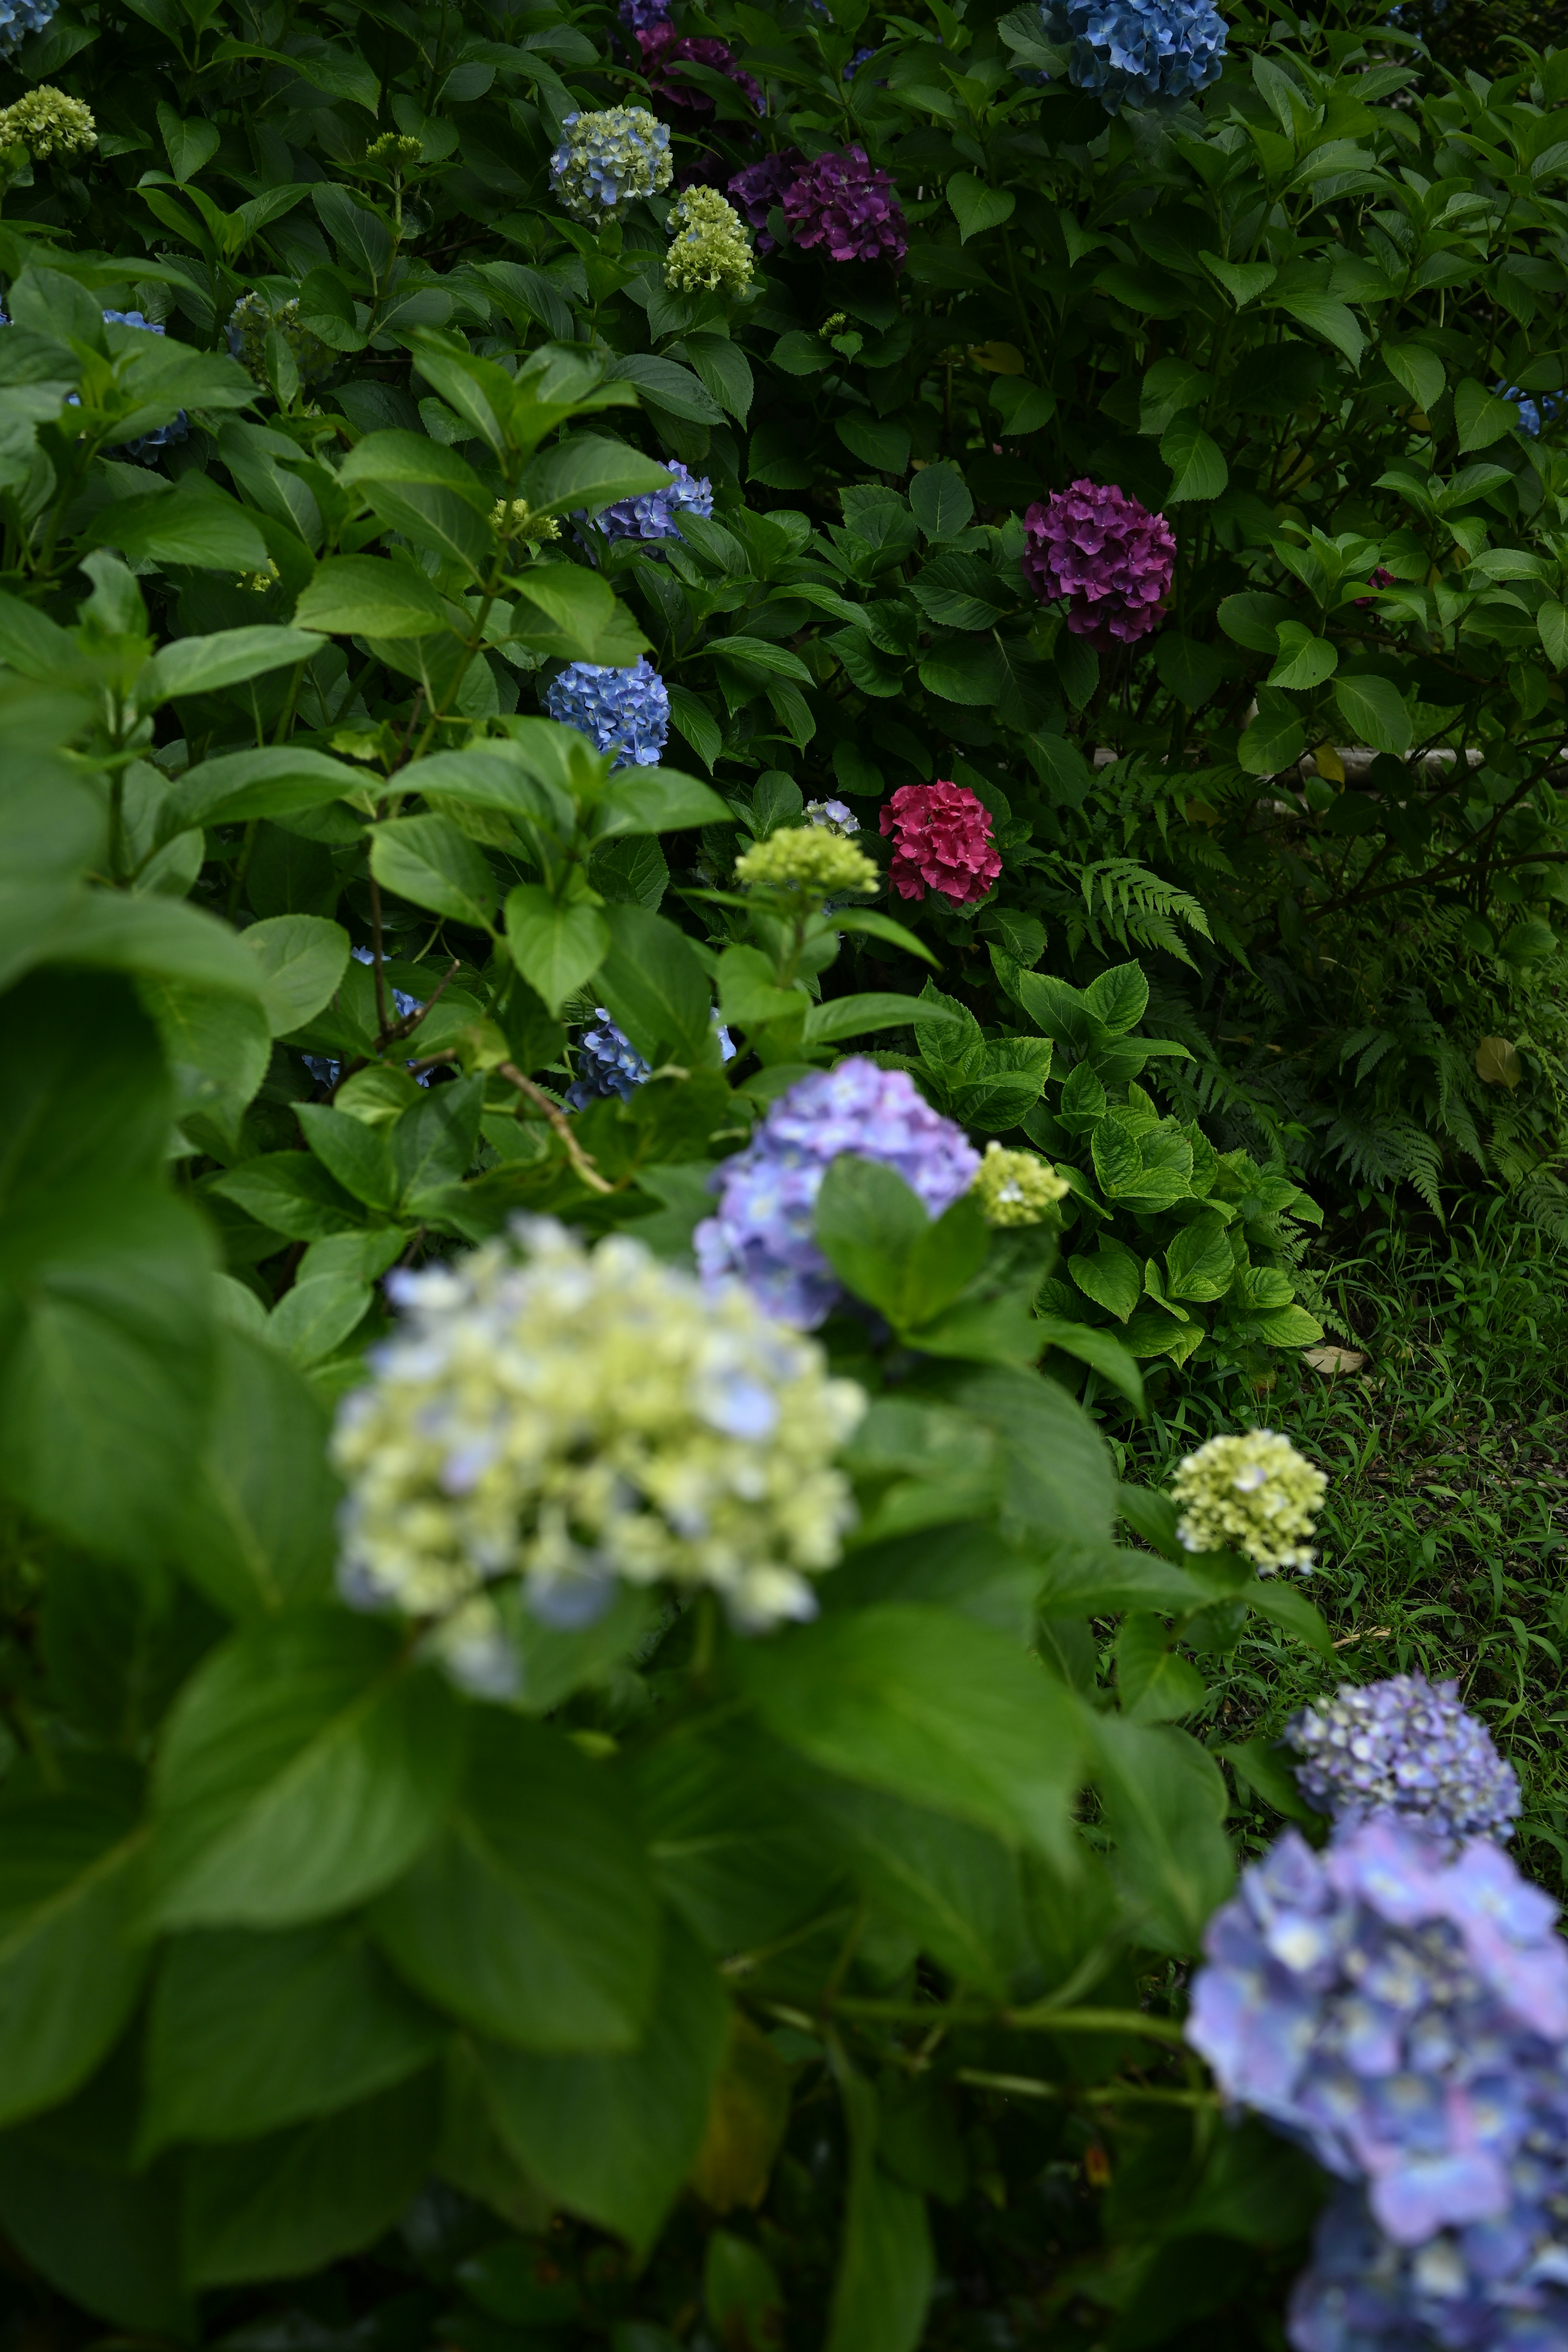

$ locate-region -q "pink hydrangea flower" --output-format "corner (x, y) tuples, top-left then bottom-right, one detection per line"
(1022, 479), (1176, 650)
(782, 145), (907, 268)
(879, 781), (1001, 906)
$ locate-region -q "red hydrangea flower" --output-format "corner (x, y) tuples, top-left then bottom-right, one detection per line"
(879, 781), (1001, 905)
(639, 25), (762, 128)
(726, 149), (806, 255)
(782, 145), (907, 268)
(1022, 479), (1176, 650)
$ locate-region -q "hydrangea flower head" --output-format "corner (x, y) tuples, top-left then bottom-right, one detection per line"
(227, 292), (336, 389)
(565, 1010), (651, 1109)
(332, 1219), (866, 1690)
(806, 797), (860, 835)
(640, 26), (763, 126)
(665, 185), (754, 296)
(619, 0), (670, 27)
(0, 85), (94, 159)
(1169, 1428), (1326, 1574)
(880, 780), (1002, 906)
(782, 145), (907, 268)
(1023, 480), (1176, 648)
(972, 1143), (1069, 1227)
(550, 106), (673, 223)
(734, 825), (878, 901)
(1287, 2174), (1568, 2351)
(1287, 1675), (1521, 1854)
(695, 1059), (982, 1327)
(593, 458), (713, 543)
(1189, 1820), (1568, 2337)
(1039, 0), (1227, 111)
(727, 149), (807, 256)
(493, 499), (560, 546)
(543, 657), (669, 768)
(0, 0), (57, 58)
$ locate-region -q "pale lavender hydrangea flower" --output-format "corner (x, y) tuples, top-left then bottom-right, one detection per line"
(1040, 0), (1227, 110)
(695, 1058), (980, 1327)
(1022, 479), (1175, 648)
(1288, 1676), (1521, 1855)
(543, 657), (669, 768)
(593, 459), (713, 543)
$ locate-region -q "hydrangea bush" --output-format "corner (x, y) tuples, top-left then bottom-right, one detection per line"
(0, 0), (1563, 2342)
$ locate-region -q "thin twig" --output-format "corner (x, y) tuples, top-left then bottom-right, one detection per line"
(376, 955), (461, 1052)
(497, 1061), (615, 1194)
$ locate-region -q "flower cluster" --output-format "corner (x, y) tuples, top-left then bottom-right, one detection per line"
(565, 1011), (651, 1109)
(619, 0), (670, 26)
(971, 1143), (1069, 1227)
(1169, 1428), (1327, 1574)
(543, 657), (669, 768)
(331, 1218), (867, 1686)
(492, 499), (560, 545)
(665, 185), (753, 296)
(1287, 1675), (1521, 1854)
(805, 797), (860, 835)
(549, 106), (672, 224)
(1040, 0), (1228, 110)
(734, 824), (878, 901)
(0, 85), (94, 160)
(593, 457), (712, 544)
(226, 293), (336, 389)
(727, 149), (806, 255)
(880, 780), (1002, 906)
(782, 145), (908, 268)
(696, 1059), (982, 1327)
(639, 25), (763, 127)
(364, 132), (422, 172)
(1189, 1821), (1568, 2350)
(1022, 480), (1176, 648)
(0, 0), (56, 59)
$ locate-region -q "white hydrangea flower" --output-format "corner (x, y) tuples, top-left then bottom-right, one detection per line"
(330, 1218), (866, 1692)
(1167, 1428), (1327, 1575)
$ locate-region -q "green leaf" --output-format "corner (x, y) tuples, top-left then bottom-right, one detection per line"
(182, 2071), (440, 2285)
(1089, 1715), (1234, 1953)
(240, 914), (350, 1035)
(363, 480), (492, 579)
(1068, 1236), (1143, 1323)
(832, 910), (942, 967)
(145, 1611), (465, 1930)
(1217, 590), (1292, 654)
(815, 1159), (989, 1330)
(88, 484), (270, 573)
(908, 461), (974, 541)
(814, 1783), (1025, 1998)
(682, 330), (754, 423)
(1273, 288), (1364, 369)
(521, 434), (674, 519)
(142, 1923), (441, 2152)
(175, 1327), (340, 1618)
(1160, 412), (1228, 503)
(294, 556), (454, 639)
(373, 1713), (659, 2052)
(1032, 1316), (1146, 1410)
(826, 2071), (933, 2352)
(268, 1271), (372, 1366)
(504, 884), (609, 1016)
(142, 626), (323, 704)
(157, 746), (364, 841)
(608, 351), (724, 424)
(947, 172), (1015, 241)
(1334, 672), (1412, 755)
(1454, 376), (1520, 452)
(39, 890), (267, 999)
(0, 2126), (188, 2334)
(1165, 1215), (1235, 1301)
(596, 767), (732, 838)
(1540, 599), (1568, 670)
(1221, 1734), (1319, 1824)
(158, 99), (221, 181)
(336, 429), (492, 506)
(205, 1152), (364, 1241)
(482, 1914), (728, 2256)
(1245, 1577), (1332, 1653)
(371, 814), (498, 931)
(597, 902), (712, 1062)
(802, 992), (963, 1046)
(0, 1786), (149, 2131)
(1199, 251), (1276, 307)
(1116, 1615), (1209, 1722)
(835, 415), (912, 474)
(1152, 631), (1229, 708)
(296, 1103), (400, 1214)
(737, 1604), (1083, 1864)
(1239, 684), (1308, 775)
(1383, 339), (1445, 415)
(1267, 619), (1338, 689)
(1082, 960), (1149, 1036)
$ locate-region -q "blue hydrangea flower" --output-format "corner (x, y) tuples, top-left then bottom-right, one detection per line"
(1287, 2176), (1568, 2352)
(1287, 1676), (1521, 1855)
(592, 459), (713, 545)
(549, 106), (672, 224)
(619, 0), (670, 27)
(1039, 0), (1227, 110)
(306, 951), (427, 1087)
(0, 0), (57, 56)
(1497, 383), (1559, 438)
(566, 1010), (651, 1108)
(695, 1058), (982, 1327)
(844, 43), (877, 76)
(543, 657), (669, 769)
(1187, 1821), (1568, 2254)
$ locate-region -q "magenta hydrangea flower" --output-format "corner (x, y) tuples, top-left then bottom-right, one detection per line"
(880, 780), (1001, 906)
(727, 149), (807, 255)
(1022, 479), (1176, 648)
(694, 1058), (980, 1327)
(782, 146), (907, 268)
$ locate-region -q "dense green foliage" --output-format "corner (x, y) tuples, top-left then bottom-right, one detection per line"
(3, 0), (1568, 2341)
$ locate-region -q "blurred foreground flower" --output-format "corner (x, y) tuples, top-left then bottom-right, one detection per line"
(1287, 1675), (1520, 1853)
(735, 823), (878, 900)
(696, 1058), (981, 1327)
(332, 1218), (867, 1690)
(1169, 1427), (1325, 1573)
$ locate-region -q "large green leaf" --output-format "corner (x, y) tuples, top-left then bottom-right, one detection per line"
(174, 1327), (339, 1618)
(503, 884), (608, 1016)
(813, 1783), (1026, 1999)
(145, 1611), (465, 1929)
(293, 555), (455, 638)
(372, 1713), (660, 2052)
(0, 2126), (188, 2333)
(370, 814), (497, 930)
(239, 914), (350, 1035)
(826, 2071), (933, 2352)
(597, 902), (712, 1062)
(1089, 1714), (1234, 1953)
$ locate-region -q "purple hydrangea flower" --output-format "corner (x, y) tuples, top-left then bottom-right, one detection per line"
(1288, 2176), (1568, 2350)
(1022, 479), (1175, 649)
(727, 149), (808, 256)
(594, 458), (713, 543)
(566, 1010), (651, 1109)
(1287, 1677), (1521, 1855)
(543, 657), (669, 768)
(1187, 1821), (1568, 2253)
(619, 0), (670, 27)
(1040, 0), (1227, 111)
(782, 145), (907, 269)
(694, 1058), (981, 1327)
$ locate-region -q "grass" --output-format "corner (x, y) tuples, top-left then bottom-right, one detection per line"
(1115, 1192), (1568, 1889)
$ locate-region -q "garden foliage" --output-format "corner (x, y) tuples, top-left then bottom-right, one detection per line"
(1, 0), (1567, 2339)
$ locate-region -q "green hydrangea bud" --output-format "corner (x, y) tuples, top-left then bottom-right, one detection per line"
(492, 498), (560, 544)
(1168, 1428), (1327, 1576)
(226, 292), (335, 389)
(0, 86), (96, 162)
(365, 131), (422, 169)
(735, 825), (878, 900)
(970, 1143), (1069, 1227)
(665, 185), (754, 296)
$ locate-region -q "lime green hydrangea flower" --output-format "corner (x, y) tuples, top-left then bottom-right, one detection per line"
(971, 1143), (1069, 1227)
(666, 185), (754, 296)
(1169, 1428), (1327, 1575)
(0, 86), (96, 161)
(330, 1218), (866, 1694)
(735, 825), (878, 900)
(492, 498), (561, 544)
